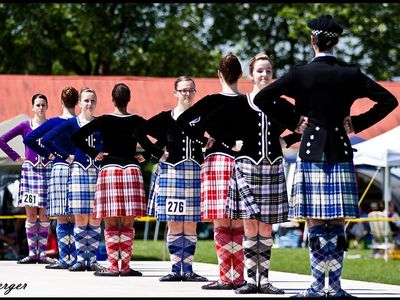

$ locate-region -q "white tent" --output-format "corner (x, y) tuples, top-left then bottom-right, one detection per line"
(353, 125), (400, 261)
(0, 114), (29, 167)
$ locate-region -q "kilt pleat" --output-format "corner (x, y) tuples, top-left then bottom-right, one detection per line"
(289, 158), (359, 220)
(94, 165), (147, 218)
(147, 164), (161, 217)
(226, 158), (288, 224)
(201, 154), (234, 221)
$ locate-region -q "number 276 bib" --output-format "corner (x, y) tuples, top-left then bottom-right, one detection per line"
(166, 199), (186, 215)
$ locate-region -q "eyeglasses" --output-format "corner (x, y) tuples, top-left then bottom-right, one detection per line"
(176, 89), (196, 95)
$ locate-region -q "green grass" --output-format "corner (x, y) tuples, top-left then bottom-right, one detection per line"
(132, 240), (400, 285)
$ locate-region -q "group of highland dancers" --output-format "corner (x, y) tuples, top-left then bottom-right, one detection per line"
(0, 15), (397, 298)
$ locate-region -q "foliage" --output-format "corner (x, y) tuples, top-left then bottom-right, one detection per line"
(0, 3), (399, 80)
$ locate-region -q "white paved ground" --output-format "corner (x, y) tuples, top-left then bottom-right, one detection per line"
(0, 261), (399, 298)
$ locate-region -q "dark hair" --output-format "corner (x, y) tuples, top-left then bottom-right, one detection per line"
(249, 53), (273, 75)
(31, 93), (48, 106)
(313, 34), (339, 51)
(174, 76), (195, 90)
(112, 83), (131, 108)
(218, 54), (242, 85)
(61, 86), (79, 108)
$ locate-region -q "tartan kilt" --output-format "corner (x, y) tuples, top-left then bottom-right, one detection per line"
(226, 158), (288, 224)
(67, 163), (99, 215)
(18, 161), (52, 208)
(147, 163), (161, 216)
(46, 163), (70, 216)
(151, 160), (201, 222)
(201, 154), (234, 221)
(94, 164), (147, 218)
(289, 158), (359, 220)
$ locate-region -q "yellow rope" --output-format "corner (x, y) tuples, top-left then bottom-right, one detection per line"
(345, 167), (381, 230)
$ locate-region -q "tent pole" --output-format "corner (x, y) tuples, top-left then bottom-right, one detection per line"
(383, 166), (391, 262)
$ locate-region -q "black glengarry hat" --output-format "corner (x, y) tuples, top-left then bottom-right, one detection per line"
(307, 15), (343, 37)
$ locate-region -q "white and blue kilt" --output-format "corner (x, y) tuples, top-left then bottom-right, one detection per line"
(226, 158), (288, 224)
(289, 157), (359, 220)
(147, 164), (161, 217)
(67, 163), (99, 215)
(151, 160), (201, 222)
(46, 163), (70, 217)
(18, 161), (52, 208)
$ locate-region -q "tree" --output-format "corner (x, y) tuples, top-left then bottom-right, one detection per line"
(0, 3), (398, 80)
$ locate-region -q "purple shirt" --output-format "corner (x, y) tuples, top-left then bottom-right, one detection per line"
(0, 120), (51, 165)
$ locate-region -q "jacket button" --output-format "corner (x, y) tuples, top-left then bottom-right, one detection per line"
(307, 142), (311, 146)
(268, 151), (271, 155)
(258, 142), (261, 146)
(268, 121), (271, 125)
(310, 135), (314, 140)
(316, 127), (320, 131)
(259, 133), (262, 136)
(344, 142), (347, 146)
(258, 151), (262, 155)
(268, 141), (271, 145)
(182, 140), (185, 143)
(340, 136), (344, 140)
(306, 150), (311, 154)
(344, 151), (348, 155)
(335, 127), (339, 131)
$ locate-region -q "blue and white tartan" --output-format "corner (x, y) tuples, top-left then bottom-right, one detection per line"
(226, 158), (288, 224)
(18, 161), (52, 208)
(289, 157), (359, 220)
(46, 163), (70, 217)
(152, 160), (201, 222)
(67, 163), (99, 215)
(147, 164), (161, 217)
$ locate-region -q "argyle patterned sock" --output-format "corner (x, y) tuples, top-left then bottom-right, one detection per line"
(73, 225), (87, 263)
(120, 226), (135, 273)
(68, 222), (77, 265)
(258, 235), (273, 286)
(231, 227), (245, 285)
(25, 220), (38, 258)
(182, 234), (197, 275)
(307, 224), (328, 296)
(214, 226), (232, 285)
(87, 224), (101, 264)
(104, 227), (120, 272)
(327, 224), (347, 295)
(37, 221), (50, 258)
(56, 223), (70, 266)
(243, 235), (258, 285)
(167, 233), (184, 274)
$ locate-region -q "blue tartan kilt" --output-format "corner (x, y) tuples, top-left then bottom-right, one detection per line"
(67, 163), (99, 215)
(289, 157), (359, 220)
(46, 163), (70, 217)
(153, 160), (201, 222)
(18, 161), (52, 208)
(226, 158), (288, 224)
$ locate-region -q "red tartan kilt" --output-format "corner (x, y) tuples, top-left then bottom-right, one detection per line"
(200, 154), (234, 221)
(94, 165), (147, 218)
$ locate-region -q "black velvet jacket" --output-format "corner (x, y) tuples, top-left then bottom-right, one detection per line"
(254, 55), (398, 163)
(135, 110), (204, 165)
